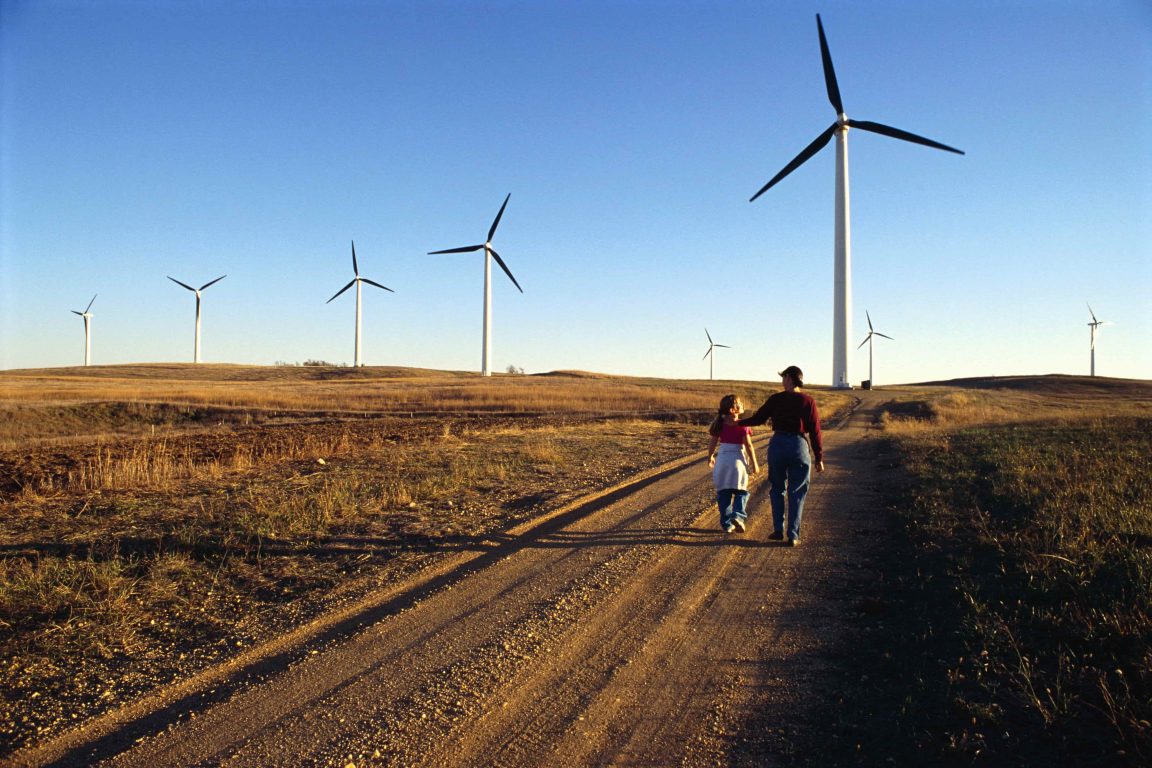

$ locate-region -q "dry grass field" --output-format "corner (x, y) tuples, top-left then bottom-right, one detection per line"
(0, 364), (803, 446)
(849, 375), (1152, 765)
(0, 363), (852, 756)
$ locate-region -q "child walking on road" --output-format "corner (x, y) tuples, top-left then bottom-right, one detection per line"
(707, 394), (760, 533)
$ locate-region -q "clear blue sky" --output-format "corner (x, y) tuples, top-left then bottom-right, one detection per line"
(2, 0), (1149, 385)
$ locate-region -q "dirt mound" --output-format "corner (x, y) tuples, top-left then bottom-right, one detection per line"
(909, 374), (1152, 398)
(533, 370), (615, 379)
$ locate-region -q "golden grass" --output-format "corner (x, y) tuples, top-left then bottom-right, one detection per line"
(0, 364), (827, 414)
(0, 364), (853, 447)
(878, 378), (1152, 436)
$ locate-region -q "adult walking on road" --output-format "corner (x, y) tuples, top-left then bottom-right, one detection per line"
(738, 365), (823, 546)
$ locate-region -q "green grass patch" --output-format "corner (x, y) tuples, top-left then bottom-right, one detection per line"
(873, 415), (1151, 764)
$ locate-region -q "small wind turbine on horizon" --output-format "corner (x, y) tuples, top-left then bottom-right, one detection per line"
(71, 294), (96, 366)
(428, 193), (523, 377)
(750, 13), (963, 390)
(1086, 302), (1112, 377)
(326, 241), (394, 368)
(857, 310), (893, 386)
(702, 328), (730, 381)
(168, 275), (226, 364)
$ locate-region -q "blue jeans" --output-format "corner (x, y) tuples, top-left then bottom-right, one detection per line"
(717, 489), (749, 528)
(767, 433), (812, 540)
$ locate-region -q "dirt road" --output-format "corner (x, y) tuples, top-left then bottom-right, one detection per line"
(13, 391), (888, 768)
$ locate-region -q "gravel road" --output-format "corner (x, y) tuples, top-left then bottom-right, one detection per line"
(12, 391), (887, 768)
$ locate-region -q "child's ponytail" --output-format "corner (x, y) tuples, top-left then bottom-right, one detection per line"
(709, 393), (739, 436)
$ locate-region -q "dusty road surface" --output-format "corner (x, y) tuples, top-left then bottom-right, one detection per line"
(13, 391), (889, 768)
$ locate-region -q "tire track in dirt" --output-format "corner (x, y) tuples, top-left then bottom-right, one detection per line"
(12, 394), (885, 768)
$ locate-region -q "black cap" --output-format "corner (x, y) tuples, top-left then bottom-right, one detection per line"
(778, 365), (804, 387)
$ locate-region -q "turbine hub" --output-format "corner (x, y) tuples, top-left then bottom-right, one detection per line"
(836, 113), (849, 129)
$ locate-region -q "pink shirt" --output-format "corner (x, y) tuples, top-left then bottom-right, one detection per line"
(718, 423), (752, 444)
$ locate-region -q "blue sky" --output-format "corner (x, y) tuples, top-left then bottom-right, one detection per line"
(2, 0), (1149, 385)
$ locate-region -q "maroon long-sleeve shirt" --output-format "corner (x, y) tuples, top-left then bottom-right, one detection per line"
(737, 391), (823, 463)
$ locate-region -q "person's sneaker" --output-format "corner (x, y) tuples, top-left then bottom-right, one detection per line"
(768, 530), (784, 541)
(733, 519), (746, 533)
(724, 523), (736, 534)
(787, 538), (801, 547)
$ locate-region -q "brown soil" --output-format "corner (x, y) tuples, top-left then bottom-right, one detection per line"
(6, 392), (894, 768)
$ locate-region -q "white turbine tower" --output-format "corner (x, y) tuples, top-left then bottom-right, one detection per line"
(702, 328), (730, 381)
(71, 294), (96, 366)
(1086, 302), (1112, 377)
(857, 310), (893, 386)
(751, 14), (963, 389)
(428, 194), (523, 376)
(326, 241), (393, 367)
(168, 275), (226, 363)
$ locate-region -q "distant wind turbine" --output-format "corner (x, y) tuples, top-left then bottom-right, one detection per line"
(750, 13), (963, 390)
(326, 241), (393, 368)
(168, 275), (226, 363)
(856, 310), (893, 386)
(702, 328), (730, 381)
(1086, 302), (1112, 377)
(428, 193), (523, 377)
(70, 294), (96, 366)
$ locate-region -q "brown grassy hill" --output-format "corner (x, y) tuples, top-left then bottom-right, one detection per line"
(908, 373), (1152, 398)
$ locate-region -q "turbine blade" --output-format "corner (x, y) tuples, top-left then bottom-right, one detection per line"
(866, 310), (873, 331)
(429, 245), (484, 255)
(488, 193), (511, 243)
(352, 241), (359, 276)
(847, 120), (964, 155)
(816, 14), (844, 115)
(360, 277), (394, 293)
(326, 279), (356, 304)
(715, 344), (731, 349)
(750, 123), (837, 201)
(705, 328), (713, 344)
(876, 333), (894, 340)
(72, 310), (83, 316)
(702, 347), (713, 361)
(85, 294), (97, 313)
(488, 248), (523, 293)
(168, 277), (196, 292)
(199, 275), (227, 291)
(1086, 301), (1097, 323)
(858, 336), (870, 349)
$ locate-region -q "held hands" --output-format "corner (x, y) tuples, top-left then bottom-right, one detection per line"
(816, 460), (825, 473)
(708, 455), (716, 469)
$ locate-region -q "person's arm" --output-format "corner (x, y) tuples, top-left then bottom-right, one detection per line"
(707, 433), (720, 468)
(742, 430), (759, 475)
(806, 397), (824, 472)
(737, 398), (772, 428)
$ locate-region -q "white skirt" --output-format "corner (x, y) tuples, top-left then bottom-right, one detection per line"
(712, 443), (750, 491)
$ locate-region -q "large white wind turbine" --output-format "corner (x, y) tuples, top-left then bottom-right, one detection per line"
(1086, 302), (1112, 377)
(856, 310), (893, 386)
(702, 328), (730, 381)
(71, 294), (96, 366)
(326, 241), (393, 367)
(428, 194), (523, 376)
(168, 275), (226, 363)
(751, 14), (963, 389)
